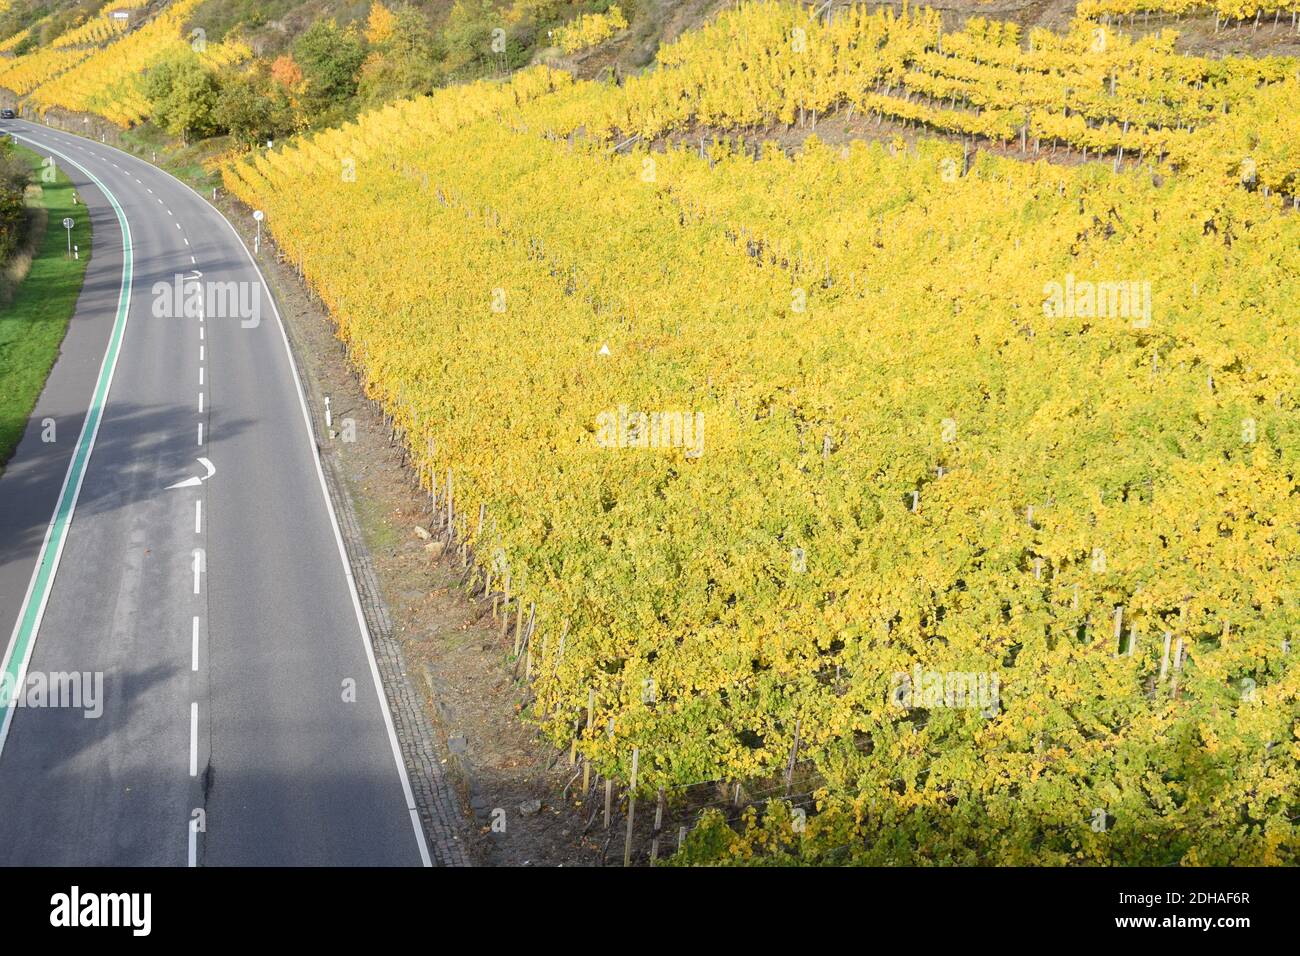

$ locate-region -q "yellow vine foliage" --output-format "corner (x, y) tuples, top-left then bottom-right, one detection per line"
(223, 3), (1300, 864)
(50, 16), (130, 50)
(0, 44), (94, 94)
(0, 25), (35, 55)
(24, 0), (249, 126)
(554, 5), (629, 54)
(1078, 0), (1300, 20)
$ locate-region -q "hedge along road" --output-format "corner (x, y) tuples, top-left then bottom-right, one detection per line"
(0, 119), (433, 866)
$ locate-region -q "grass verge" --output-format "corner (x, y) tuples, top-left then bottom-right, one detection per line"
(0, 143), (92, 474)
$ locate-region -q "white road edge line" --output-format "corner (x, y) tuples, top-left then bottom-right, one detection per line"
(26, 120), (436, 869)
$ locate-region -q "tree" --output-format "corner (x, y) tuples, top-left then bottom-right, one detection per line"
(141, 54), (221, 143)
(365, 2), (398, 45)
(293, 20), (366, 124)
(0, 135), (29, 194)
(441, 0), (497, 74)
(358, 4), (444, 107)
(270, 54), (305, 92)
(214, 67), (296, 149)
(0, 137), (27, 265)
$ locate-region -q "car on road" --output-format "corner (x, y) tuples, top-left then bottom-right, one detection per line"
(0, 109), (14, 119)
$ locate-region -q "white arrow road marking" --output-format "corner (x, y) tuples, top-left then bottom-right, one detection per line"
(166, 457), (215, 490)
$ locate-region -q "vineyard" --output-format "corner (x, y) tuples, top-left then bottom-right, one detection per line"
(221, 1), (1300, 864)
(0, 44), (93, 95)
(1077, 0), (1300, 25)
(0, 0), (248, 126)
(521, 5), (1298, 194)
(50, 15), (130, 50)
(554, 5), (630, 53)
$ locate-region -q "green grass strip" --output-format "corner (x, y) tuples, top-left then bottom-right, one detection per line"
(0, 143), (92, 472)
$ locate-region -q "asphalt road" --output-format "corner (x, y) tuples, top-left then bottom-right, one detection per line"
(0, 119), (429, 866)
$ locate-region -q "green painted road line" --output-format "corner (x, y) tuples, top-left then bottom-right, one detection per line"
(0, 131), (133, 752)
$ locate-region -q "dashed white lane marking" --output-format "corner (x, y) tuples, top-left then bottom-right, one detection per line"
(184, 237), (189, 244)
(195, 500), (202, 534)
(189, 702), (199, 776)
(190, 255), (196, 264)
(199, 345), (204, 362)
(198, 391), (204, 413)
(191, 617), (200, 672)
(192, 549), (202, 594)
(199, 327), (204, 340)
(176, 223), (181, 229)
(197, 422), (203, 445)
(187, 817), (198, 867)
(146, 187), (152, 193)
(199, 367), (204, 386)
